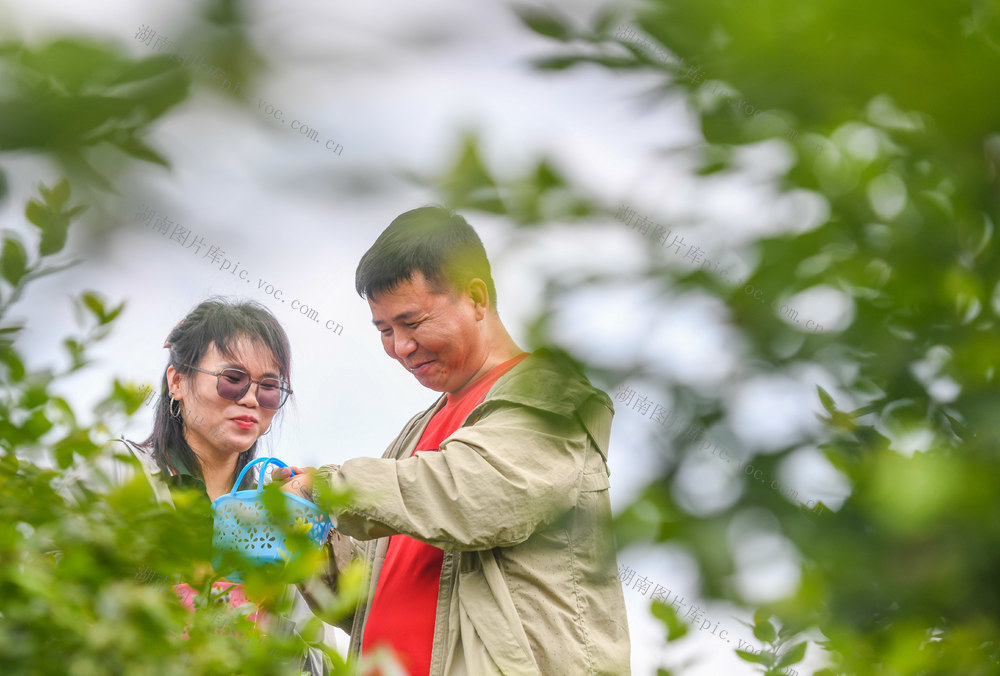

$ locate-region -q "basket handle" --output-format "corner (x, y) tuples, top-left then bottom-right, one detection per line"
(229, 456), (295, 495)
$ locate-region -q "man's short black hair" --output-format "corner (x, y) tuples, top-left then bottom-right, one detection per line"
(355, 205), (499, 309)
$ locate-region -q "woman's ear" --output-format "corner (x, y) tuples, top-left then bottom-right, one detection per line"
(166, 365), (183, 401)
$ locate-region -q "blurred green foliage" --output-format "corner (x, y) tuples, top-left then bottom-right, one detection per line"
(3, 0), (998, 672)
(0, 0), (264, 195)
(0, 177), (354, 674)
(0, 20), (354, 673)
(0, 39), (188, 191)
(425, 1), (1000, 673)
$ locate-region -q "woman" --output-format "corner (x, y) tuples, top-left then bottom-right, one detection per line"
(116, 297), (329, 675)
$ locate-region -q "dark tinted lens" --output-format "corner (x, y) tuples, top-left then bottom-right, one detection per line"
(216, 369), (250, 400)
(257, 378), (285, 409)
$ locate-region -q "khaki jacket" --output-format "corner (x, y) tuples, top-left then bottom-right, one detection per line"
(315, 350), (631, 675)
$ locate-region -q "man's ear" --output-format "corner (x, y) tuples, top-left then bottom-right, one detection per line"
(465, 278), (490, 318)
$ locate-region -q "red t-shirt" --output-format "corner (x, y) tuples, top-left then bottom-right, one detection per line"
(361, 352), (529, 675)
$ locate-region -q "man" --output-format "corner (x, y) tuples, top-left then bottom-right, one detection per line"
(281, 206), (630, 675)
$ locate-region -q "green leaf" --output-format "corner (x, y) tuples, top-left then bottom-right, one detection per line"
(81, 292), (105, 322)
(0, 346), (26, 381)
(776, 641), (807, 667)
(816, 385), (838, 414)
(592, 7), (623, 35)
(26, 190), (74, 257)
(48, 396), (77, 427)
(38, 214), (70, 257)
(63, 337), (85, 366)
(754, 622), (778, 643)
(696, 160), (730, 175)
(534, 160), (565, 192)
(22, 409), (53, 441)
(21, 381), (50, 409)
(52, 178), (71, 208)
(0, 324), (25, 347)
(651, 600), (689, 641)
(736, 649), (769, 665)
(531, 55), (582, 71)
(109, 53), (182, 85)
(753, 609), (777, 643)
(514, 7), (575, 41)
(54, 440), (75, 469)
(44, 178), (71, 210)
(62, 153), (117, 193)
(113, 136), (169, 167)
(52, 429), (99, 467)
(437, 135), (503, 213)
(1, 235), (29, 285)
(105, 300), (125, 324)
(777, 618), (809, 640)
(533, 54), (637, 71)
(25, 200), (50, 229)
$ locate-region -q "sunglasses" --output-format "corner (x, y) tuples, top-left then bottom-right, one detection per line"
(186, 365), (292, 409)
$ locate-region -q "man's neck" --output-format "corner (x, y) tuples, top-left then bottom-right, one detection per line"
(450, 343), (525, 396)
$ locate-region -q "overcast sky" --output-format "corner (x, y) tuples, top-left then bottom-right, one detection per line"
(0, 0), (852, 672)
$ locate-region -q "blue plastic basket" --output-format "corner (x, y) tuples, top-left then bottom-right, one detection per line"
(211, 457), (332, 572)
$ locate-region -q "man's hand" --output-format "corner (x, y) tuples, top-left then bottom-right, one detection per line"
(272, 465), (316, 502)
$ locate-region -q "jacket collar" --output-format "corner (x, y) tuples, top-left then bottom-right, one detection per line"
(120, 436), (202, 484)
(410, 348), (614, 466)
(483, 348), (611, 419)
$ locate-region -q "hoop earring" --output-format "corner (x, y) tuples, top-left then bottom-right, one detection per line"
(169, 396), (182, 419)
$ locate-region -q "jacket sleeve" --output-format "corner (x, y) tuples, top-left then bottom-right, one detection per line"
(313, 401), (592, 551)
(297, 528), (364, 634)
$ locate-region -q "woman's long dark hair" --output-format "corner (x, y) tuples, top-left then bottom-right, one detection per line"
(141, 298), (292, 491)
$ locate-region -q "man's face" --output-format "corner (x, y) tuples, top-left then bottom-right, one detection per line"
(369, 271), (487, 393)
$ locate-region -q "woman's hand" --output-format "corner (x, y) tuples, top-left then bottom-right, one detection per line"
(272, 465), (315, 502)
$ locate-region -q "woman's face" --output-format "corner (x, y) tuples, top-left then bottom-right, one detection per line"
(168, 336), (283, 461)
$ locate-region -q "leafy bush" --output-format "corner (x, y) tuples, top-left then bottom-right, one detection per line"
(0, 178), (354, 675)
(0, 22), (357, 670)
(429, 2), (1000, 673)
